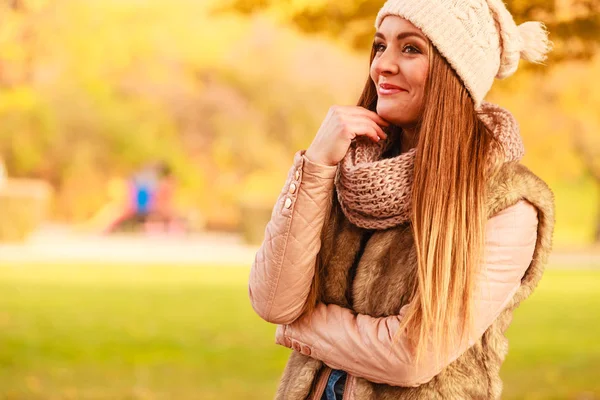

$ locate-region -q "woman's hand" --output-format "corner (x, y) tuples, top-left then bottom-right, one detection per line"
(305, 106), (390, 167)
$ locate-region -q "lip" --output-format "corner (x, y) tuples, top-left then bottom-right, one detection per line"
(378, 83), (407, 95)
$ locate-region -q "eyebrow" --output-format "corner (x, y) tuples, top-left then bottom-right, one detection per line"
(374, 32), (427, 42)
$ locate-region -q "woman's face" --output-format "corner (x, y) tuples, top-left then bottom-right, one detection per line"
(370, 16), (430, 127)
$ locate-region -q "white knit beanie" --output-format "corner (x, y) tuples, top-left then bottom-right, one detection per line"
(375, 0), (553, 109)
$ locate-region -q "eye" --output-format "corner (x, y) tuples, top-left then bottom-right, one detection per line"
(403, 44), (421, 54)
(372, 42), (386, 53)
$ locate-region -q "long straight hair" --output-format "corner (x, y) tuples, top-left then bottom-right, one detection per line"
(303, 41), (504, 365)
(360, 41), (504, 364)
(370, 43), (502, 361)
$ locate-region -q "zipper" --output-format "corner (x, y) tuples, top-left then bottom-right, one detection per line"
(311, 366), (332, 400)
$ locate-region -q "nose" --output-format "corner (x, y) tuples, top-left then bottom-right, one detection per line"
(373, 50), (400, 76)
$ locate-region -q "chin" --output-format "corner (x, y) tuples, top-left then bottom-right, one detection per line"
(377, 108), (408, 126)
(377, 103), (418, 126)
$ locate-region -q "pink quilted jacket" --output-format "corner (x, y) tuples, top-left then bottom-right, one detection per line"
(248, 149), (538, 386)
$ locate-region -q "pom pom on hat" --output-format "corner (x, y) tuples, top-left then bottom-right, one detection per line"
(518, 21), (554, 63)
(487, 0), (553, 79)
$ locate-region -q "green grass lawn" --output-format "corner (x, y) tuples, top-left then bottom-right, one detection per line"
(0, 264), (598, 400)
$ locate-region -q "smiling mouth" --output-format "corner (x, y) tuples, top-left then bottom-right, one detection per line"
(378, 85), (406, 95)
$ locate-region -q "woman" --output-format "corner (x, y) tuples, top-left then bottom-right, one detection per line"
(249, 0), (555, 399)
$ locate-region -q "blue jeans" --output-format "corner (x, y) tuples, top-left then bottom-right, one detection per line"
(321, 369), (346, 400)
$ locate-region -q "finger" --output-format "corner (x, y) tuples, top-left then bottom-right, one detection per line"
(351, 107), (391, 127)
(367, 119), (388, 140)
(351, 122), (383, 143)
(348, 117), (388, 140)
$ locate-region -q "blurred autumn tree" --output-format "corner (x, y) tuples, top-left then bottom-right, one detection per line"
(0, 0), (598, 244)
(216, 0), (600, 61)
(0, 0), (364, 228)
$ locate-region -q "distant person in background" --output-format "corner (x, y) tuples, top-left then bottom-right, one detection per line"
(99, 161), (187, 235)
(131, 163), (159, 225)
(101, 163), (160, 234)
(145, 162), (186, 234)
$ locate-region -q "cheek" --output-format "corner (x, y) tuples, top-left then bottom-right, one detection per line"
(369, 65), (377, 85)
(407, 61), (428, 92)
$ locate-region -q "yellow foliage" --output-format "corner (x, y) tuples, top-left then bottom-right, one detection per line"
(0, 0), (597, 244)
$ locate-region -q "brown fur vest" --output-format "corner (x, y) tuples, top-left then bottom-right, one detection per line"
(274, 160), (555, 400)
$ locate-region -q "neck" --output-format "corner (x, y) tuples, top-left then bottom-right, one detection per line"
(400, 126), (418, 154)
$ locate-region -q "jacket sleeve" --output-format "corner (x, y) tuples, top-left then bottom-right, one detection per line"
(248, 149), (339, 325)
(275, 199), (539, 387)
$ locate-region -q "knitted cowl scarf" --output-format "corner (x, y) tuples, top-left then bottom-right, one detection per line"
(334, 101), (526, 230)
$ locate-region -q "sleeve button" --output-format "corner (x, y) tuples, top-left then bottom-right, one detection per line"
(301, 345), (311, 356)
(289, 183), (297, 194)
(295, 169), (301, 180)
(284, 198), (293, 209)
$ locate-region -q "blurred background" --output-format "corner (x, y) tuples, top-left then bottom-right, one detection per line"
(0, 0), (598, 398)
